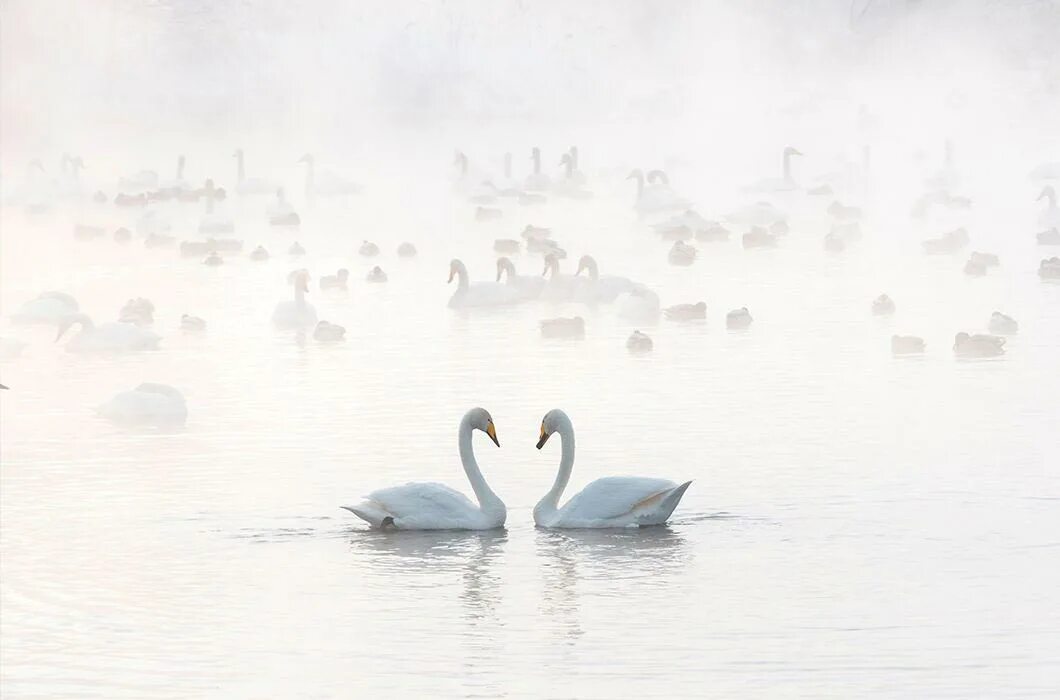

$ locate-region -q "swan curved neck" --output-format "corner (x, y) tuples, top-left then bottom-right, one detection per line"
(498, 259), (514, 281)
(584, 260), (599, 281)
(458, 418), (504, 512)
(454, 264), (469, 290)
(1045, 190), (1058, 208)
(536, 417), (575, 518)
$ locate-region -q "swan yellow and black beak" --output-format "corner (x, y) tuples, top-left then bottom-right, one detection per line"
(536, 423), (551, 450)
(486, 420), (500, 447)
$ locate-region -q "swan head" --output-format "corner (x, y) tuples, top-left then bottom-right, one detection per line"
(575, 255), (598, 279)
(784, 146), (803, 157)
(495, 257), (514, 281)
(466, 407), (500, 447)
(536, 408), (570, 449)
(288, 269), (310, 292)
(55, 313), (89, 342)
(541, 253), (560, 277)
(448, 259), (467, 283)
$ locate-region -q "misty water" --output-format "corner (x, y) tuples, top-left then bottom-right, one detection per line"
(2, 1), (1060, 698)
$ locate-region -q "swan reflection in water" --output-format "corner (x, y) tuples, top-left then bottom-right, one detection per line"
(535, 526), (688, 643)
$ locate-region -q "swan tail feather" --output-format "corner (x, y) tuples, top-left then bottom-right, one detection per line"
(341, 503), (392, 529)
(639, 480), (692, 526)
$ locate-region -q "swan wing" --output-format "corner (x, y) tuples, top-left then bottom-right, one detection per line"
(560, 476), (679, 522)
(355, 482), (483, 529)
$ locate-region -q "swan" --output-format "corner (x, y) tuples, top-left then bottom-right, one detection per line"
(366, 266), (388, 283)
(494, 239), (521, 254)
(249, 245), (269, 261)
(497, 257), (545, 300)
(181, 314), (206, 332)
(56, 314), (161, 353)
(119, 298), (154, 326)
(320, 269), (349, 290)
(233, 149), (277, 195)
(617, 285), (661, 324)
(668, 240), (697, 266)
(626, 330), (653, 353)
(397, 242), (418, 258)
(627, 169), (691, 215)
(923, 228), (969, 254)
(540, 254), (590, 302)
(268, 188), (300, 226)
(11, 292), (79, 326)
(872, 294), (895, 316)
(314, 321), (346, 342)
(359, 241), (379, 257)
(664, 302), (707, 321)
(159, 155), (191, 196)
(1037, 228), (1060, 245)
(272, 270), (317, 329)
(448, 259), (522, 308)
(745, 146), (802, 193)
(343, 407), (505, 530)
(726, 307), (753, 329)
(540, 316), (585, 339)
(298, 153), (361, 198)
(724, 201), (787, 228)
(198, 180), (235, 234)
(892, 335), (925, 355)
(99, 383), (187, 427)
(533, 409), (691, 528)
(288, 241), (306, 256)
(954, 332), (1004, 358)
(1041, 257), (1060, 280)
(743, 227), (779, 249)
(1037, 186), (1060, 229)
(574, 255), (635, 303)
(553, 153), (592, 199)
(524, 147), (551, 192)
(988, 312), (1018, 335)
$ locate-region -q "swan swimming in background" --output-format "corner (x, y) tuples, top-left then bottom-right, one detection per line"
(233, 148), (277, 195)
(745, 146), (802, 193)
(56, 314), (161, 353)
(533, 409), (691, 528)
(272, 270), (317, 329)
(524, 147), (551, 192)
(99, 383), (187, 427)
(575, 255), (635, 302)
(11, 292), (79, 326)
(268, 188), (300, 226)
(342, 407), (505, 530)
(496, 257), (545, 301)
(617, 285), (661, 324)
(448, 259), (522, 308)
(1038, 186), (1060, 229)
(627, 169), (691, 216)
(540, 254), (590, 302)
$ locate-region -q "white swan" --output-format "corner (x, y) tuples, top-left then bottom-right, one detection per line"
(745, 146), (802, 193)
(617, 285), (661, 324)
(99, 383), (187, 427)
(1037, 186), (1060, 229)
(272, 270), (318, 329)
(533, 409), (691, 528)
(524, 147), (552, 192)
(233, 149), (277, 195)
(11, 292), (79, 326)
(448, 259), (522, 308)
(540, 254), (591, 303)
(343, 407), (505, 530)
(268, 188), (300, 226)
(56, 314), (161, 354)
(574, 255), (635, 302)
(627, 169), (691, 215)
(496, 257), (545, 301)
(298, 153), (361, 198)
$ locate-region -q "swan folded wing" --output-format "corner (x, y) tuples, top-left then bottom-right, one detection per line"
(562, 477), (679, 521)
(365, 482), (481, 527)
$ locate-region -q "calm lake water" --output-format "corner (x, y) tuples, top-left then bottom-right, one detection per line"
(2, 127), (1060, 698)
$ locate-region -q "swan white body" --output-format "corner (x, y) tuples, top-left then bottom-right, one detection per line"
(745, 146), (802, 193)
(534, 409), (690, 528)
(628, 169), (691, 215)
(57, 314), (161, 354)
(300, 154), (361, 197)
(272, 271), (318, 329)
(448, 259), (522, 308)
(617, 285), (661, 324)
(11, 292), (79, 326)
(540, 255), (592, 303)
(574, 255), (635, 303)
(496, 257), (545, 301)
(343, 408), (505, 530)
(99, 383), (187, 427)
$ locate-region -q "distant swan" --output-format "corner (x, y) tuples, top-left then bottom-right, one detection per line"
(496, 257), (545, 300)
(617, 285), (661, 324)
(1038, 186), (1060, 229)
(627, 168), (691, 215)
(533, 409), (691, 528)
(343, 407), (505, 530)
(99, 383), (187, 427)
(298, 153), (361, 198)
(233, 149), (277, 195)
(448, 259), (522, 308)
(574, 255), (634, 302)
(56, 314), (161, 353)
(745, 146), (802, 193)
(272, 270), (317, 329)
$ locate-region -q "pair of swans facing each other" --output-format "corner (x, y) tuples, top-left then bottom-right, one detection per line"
(343, 408), (691, 531)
